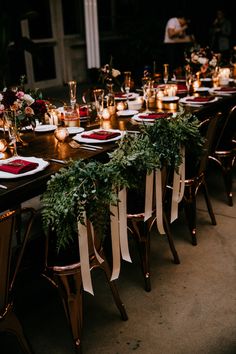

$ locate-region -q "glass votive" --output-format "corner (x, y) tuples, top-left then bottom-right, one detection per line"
(63, 105), (80, 127)
(0, 139), (8, 152)
(116, 101), (125, 111)
(102, 108), (111, 120)
(54, 127), (69, 143)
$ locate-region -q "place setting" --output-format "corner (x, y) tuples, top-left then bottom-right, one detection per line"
(179, 95), (219, 106)
(72, 129), (126, 144)
(131, 111), (173, 123)
(0, 156), (49, 179)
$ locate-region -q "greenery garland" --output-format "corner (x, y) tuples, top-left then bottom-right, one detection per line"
(41, 110), (205, 251)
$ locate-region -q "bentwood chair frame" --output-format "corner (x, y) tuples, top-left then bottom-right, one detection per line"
(43, 220), (128, 354)
(181, 115), (219, 245)
(127, 167), (180, 292)
(209, 105), (236, 206)
(0, 207), (36, 354)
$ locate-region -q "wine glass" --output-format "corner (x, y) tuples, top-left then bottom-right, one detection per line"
(93, 89), (104, 127)
(123, 71), (132, 102)
(4, 110), (18, 157)
(142, 80), (154, 113)
(68, 80), (77, 109)
(163, 63), (169, 84)
(185, 72), (194, 96)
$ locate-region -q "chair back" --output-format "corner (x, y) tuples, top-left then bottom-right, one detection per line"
(214, 105), (236, 152)
(0, 210), (16, 313)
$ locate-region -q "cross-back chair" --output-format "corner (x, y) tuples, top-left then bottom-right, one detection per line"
(0, 207), (35, 354)
(127, 167), (180, 292)
(209, 105), (236, 206)
(181, 114), (219, 245)
(43, 218), (128, 354)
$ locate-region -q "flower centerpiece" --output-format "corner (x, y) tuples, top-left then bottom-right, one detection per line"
(0, 86), (49, 130)
(185, 46), (220, 78)
(99, 56), (121, 89)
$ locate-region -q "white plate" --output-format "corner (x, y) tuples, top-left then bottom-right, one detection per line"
(161, 96), (179, 102)
(209, 87), (236, 95)
(114, 92), (139, 100)
(195, 87), (210, 92)
(179, 96), (219, 105)
(0, 156), (49, 179)
(200, 78), (212, 82)
(66, 127), (84, 135)
(117, 110), (139, 117)
(35, 124), (57, 132)
(132, 113), (172, 123)
(73, 129), (125, 144)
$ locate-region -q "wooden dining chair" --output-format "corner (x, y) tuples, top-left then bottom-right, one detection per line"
(0, 207), (36, 354)
(208, 105), (236, 206)
(180, 114), (219, 245)
(42, 220), (128, 354)
(127, 168), (180, 292)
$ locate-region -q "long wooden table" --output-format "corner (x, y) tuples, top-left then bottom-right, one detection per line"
(0, 92), (236, 213)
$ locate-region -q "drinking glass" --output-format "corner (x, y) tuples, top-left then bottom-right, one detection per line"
(143, 80), (155, 112)
(123, 71), (132, 101)
(68, 80), (77, 109)
(93, 89), (104, 127)
(185, 72), (194, 96)
(163, 64), (169, 84)
(4, 110), (18, 156)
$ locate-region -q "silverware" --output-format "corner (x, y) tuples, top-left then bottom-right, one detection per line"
(47, 158), (68, 165)
(0, 184), (7, 189)
(79, 146), (99, 151)
(81, 144), (103, 150)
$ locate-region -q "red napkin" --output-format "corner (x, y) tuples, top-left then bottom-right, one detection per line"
(217, 87), (236, 92)
(115, 92), (132, 98)
(186, 96), (215, 102)
(0, 159), (39, 174)
(79, 106), (89, 117)
(177, 84), (187, 91)
(81, 130), (121, 140)
(138, 113), (171, 119)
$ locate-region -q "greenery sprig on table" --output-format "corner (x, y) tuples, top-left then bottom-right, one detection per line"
(41, 110), (205, 251)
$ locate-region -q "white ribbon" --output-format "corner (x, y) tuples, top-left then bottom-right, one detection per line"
(110, 203), (121, 280)
(77, 214), (94, 295)
(170, 146), (185, 223)
(155, 169), (165, 234)
(144, 171), (154, 222)
(118, 188), (132, 263)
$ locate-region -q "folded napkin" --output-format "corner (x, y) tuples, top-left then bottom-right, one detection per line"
(115, 92), (132, 98)
(216, 87), (236, 92)
(177, 84), (187, 91)
(138, 113), (171, 119)
(186, 96), (215, 102)
(0, 159), (39, 174)
(79, 106), (89, 117)
(81, 130), (121, 140)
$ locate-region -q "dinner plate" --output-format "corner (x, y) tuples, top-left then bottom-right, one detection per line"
(132, 113), (172, 123)
(114, 92), (139, 100)
(195, 87), (210, 92)
(66, 127), (84, 135)
(35, 124), (57, 132)
(117, 109), (139, 117)
(200, 78), (212, 82)
(209, 87), (236, 95)
(73, 129), (125, 144)
(161, 96), (179, 102)
(179, 96), (219, 105)
(0, 156), (49, 179)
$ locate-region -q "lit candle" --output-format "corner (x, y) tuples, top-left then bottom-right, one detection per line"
(116, 101), (125, 111)
(102, 108), (111, 120)
(0, 139), (8, 152)
(54, 127), (69, 142)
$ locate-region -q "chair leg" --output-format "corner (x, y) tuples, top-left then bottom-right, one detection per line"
(130, 219), (151, 292)
(184, 185), (197, 245)
(163, 213), (180, 264)
(221, 155), (234, 206)
(0, 307), (33, 354)
(202, 181), (217, 225)
(99, 255), (128, 320)
(55, 273), (83, 354)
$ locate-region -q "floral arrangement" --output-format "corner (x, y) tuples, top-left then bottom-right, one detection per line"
(0, 87), (48, 129)
(99, 56), (121, 87)
(185, 46), (220, 76)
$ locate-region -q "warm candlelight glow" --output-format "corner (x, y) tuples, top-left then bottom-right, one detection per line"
(218, 68), (230, 86)
(102, 108), (111, 119)
(193, 80), (200, 92)
(116, 101), (125, 111)
(0, 139), (8, 152)
(54, 127), (69, 142)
